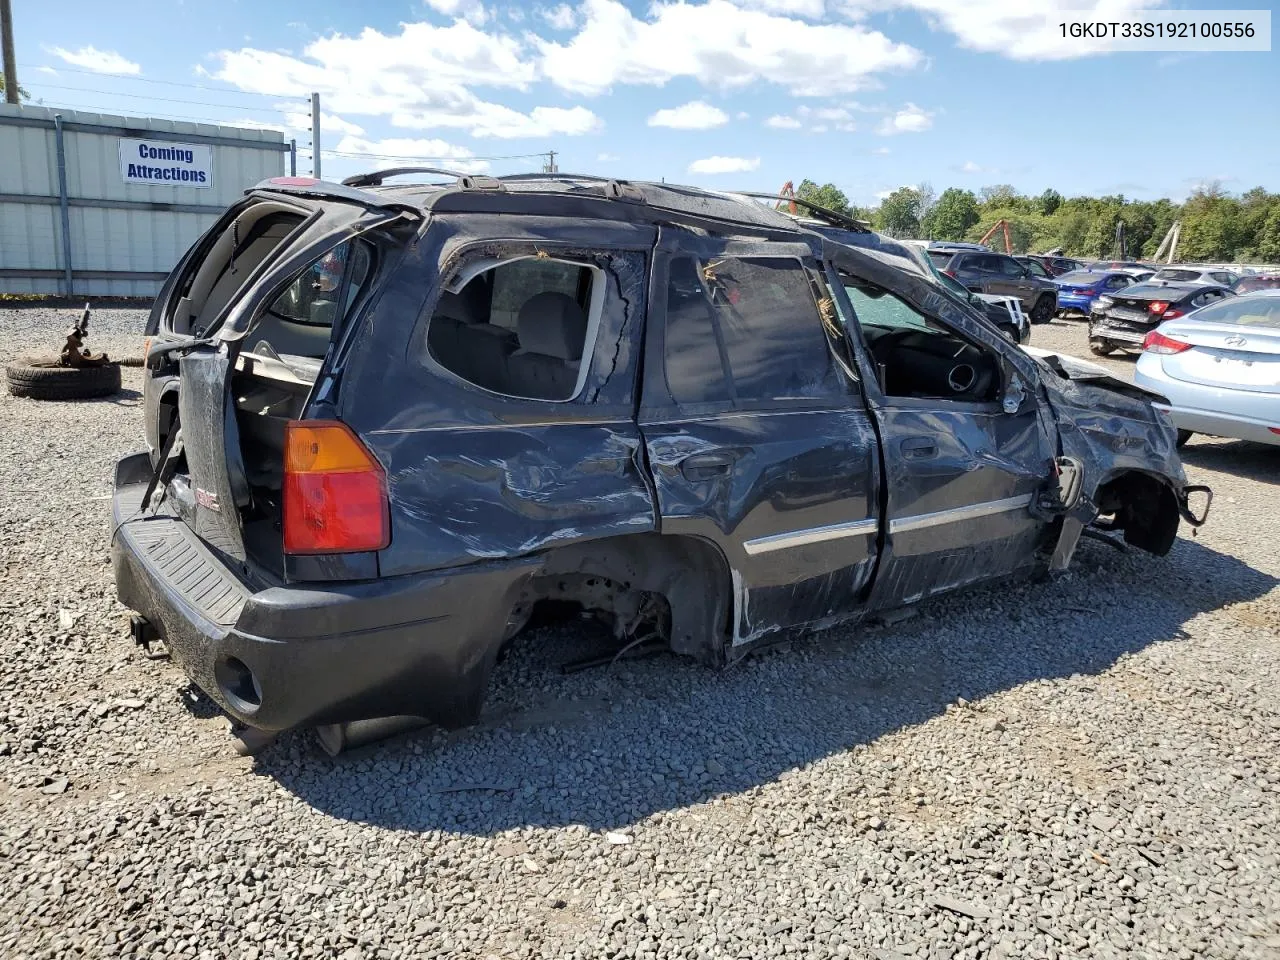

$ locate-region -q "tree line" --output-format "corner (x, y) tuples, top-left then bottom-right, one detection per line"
(794, 179), (1280, 264)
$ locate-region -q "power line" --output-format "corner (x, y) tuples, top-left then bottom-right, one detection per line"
(26, 82), (290, 113)
(18, 61), (285, 99)
(21, 97), (290, 129)
(325, 149), (549, 162)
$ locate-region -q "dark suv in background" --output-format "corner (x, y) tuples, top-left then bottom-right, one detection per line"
(928, 249), (1059, 324)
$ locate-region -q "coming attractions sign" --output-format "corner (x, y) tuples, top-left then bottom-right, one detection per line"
(118, 138), (214, 189)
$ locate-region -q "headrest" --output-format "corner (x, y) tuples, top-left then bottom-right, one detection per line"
(516, 292), (588, 361)
(435, 280), (488, 325)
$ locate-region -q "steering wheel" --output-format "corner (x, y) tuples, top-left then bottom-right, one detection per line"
(947, 363), (977, 393)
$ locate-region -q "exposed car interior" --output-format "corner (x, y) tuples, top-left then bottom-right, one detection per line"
(842, 274), (1001, 402)
(166, 202), (306, 337)
(427, 256), (601, 401)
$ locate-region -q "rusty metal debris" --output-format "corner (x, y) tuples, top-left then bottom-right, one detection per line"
(60, 303), (112, 368)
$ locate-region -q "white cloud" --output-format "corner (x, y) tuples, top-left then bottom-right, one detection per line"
(536, 0), (921, 96)
(48, 45), (141, 75)
(333, 135), (490, 173)
(766, 105), (854, 132)
(731, 0), (826, 16)
(540, 3), (577, 29)
(872, 146), (891, 155)
(424, 0), (488, 25)
(35, 66), (58, 76)
(877, 102), (933, 134)
(597, 151), (621, 162)
(959, 160), (985, 173)
(394, 103), (601, 138)
(688, 155), (760, 174)
(837, 0), (1167, 61)
(212, 23), (599, 140)
(214, 22), (536, 105)
(736, 111), (750, 120)
(648, 100), (729, 130)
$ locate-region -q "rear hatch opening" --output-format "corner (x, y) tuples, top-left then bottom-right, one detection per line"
(148, 195), (390, 581)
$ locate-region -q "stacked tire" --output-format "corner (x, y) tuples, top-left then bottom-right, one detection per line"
(5, 358), (122, 400)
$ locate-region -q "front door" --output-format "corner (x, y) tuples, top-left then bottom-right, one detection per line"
(638, 228), (881, 647)
(827, 252), (1054, 609)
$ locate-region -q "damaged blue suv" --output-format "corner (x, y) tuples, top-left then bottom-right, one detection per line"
(111, 171), (1209, 748)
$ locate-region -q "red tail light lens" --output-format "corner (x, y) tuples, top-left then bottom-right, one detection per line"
(1142, 330), (1192, 355)
(283, 421), (389, 555)
(943, 269), (958, 279)
(1148, 300), (1170, 315)
(1161, 307), (1185, 320)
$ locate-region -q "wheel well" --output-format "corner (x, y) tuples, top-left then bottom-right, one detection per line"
(1093, 471), (1181, 556)
(513, 534), (733, 664)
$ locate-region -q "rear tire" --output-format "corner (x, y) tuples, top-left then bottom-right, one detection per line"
(1030, 295), (1054, 324)
(1176, 429), (1193, 448)
(1088, 339), (1114, 357)
(5, 358), (122, 400)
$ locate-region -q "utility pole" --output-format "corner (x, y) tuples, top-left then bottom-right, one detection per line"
(310, 92), (321, 178)
(1, 0), (19, 105)
(543, 149), (557, 174)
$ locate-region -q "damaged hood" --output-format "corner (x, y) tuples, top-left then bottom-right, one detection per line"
(1021, 345), (1169, 405)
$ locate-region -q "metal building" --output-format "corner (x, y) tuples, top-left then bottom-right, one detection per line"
(0, 103), (291, 297)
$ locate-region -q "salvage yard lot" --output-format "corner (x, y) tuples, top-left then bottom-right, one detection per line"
(1, 306), (1278, 960)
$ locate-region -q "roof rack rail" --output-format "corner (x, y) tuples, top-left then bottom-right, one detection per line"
(340, 166), (501, 188)
(731, 191), (872, 233)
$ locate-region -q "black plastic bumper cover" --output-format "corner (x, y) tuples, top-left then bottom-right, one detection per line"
(111, 452), (536, 732)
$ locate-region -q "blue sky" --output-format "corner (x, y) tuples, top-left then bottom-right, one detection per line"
(11, 0), (1278, 205)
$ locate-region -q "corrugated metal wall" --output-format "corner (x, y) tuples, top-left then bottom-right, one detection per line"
(0, 104), (290, 298)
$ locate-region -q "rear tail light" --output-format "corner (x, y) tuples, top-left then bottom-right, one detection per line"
(1161, 307), (1185, 320)
(1142, 330), (1192, 355)
(1148, 301), (1170, 315)
(943, 269), (958, 279)
(283, 421), (389, 555)
(1270, 427), (1280, 436)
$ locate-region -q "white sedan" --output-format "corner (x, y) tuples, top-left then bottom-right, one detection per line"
(1133, 290), (1280, 447)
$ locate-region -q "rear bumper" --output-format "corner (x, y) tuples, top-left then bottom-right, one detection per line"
(1056, 293), (1094, 316)
(111, 453), (536, 731)
(1089, 315), (1151, 345)
(1131, 372), (1280, 446)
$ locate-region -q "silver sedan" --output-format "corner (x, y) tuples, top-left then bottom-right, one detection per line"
(1133, 290), (1280, 447)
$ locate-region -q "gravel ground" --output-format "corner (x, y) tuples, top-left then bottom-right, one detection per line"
(1, 306), (1278, 960)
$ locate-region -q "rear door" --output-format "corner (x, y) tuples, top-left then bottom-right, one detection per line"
(638, 227), (881, 646)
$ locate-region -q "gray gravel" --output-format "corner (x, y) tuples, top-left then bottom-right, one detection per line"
(2, 306), (1278, 960)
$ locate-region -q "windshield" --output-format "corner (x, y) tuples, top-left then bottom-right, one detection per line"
(1155, 269), (1201, 282)
(1190, 296), (1280, 329)
(937, 272), (971, 300)
(1058, 272), (1099, 286)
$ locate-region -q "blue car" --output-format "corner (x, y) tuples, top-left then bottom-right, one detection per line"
(1055, 270), (1137, 318)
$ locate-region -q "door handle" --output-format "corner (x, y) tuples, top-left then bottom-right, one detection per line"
(679, 453), (734, 481)
(900, 437), (938, 459)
